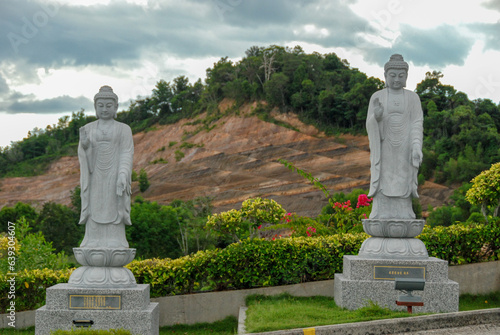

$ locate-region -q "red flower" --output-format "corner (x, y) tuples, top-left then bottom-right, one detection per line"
(357, 194), (372, 207)
(257, 225), (262, 230)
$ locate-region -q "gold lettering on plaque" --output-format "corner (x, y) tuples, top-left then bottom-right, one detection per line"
(69, 294), (121, 310)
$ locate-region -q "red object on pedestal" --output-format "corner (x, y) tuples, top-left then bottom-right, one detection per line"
(396, 300), (424, 314)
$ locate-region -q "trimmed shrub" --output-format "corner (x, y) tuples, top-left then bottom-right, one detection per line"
(2, 220), (499, 312)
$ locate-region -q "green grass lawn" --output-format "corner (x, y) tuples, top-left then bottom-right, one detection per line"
(244, 291), (500, 333)
(244, 294), (411, 333)
(2, 292), (499, 335)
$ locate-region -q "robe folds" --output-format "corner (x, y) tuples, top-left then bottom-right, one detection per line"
(366, 88), (423, 200)
(78, 120), (133, 227)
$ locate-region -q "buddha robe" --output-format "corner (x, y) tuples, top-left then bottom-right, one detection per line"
(78, 120), (134, 248)
(366, 88), (423, 219)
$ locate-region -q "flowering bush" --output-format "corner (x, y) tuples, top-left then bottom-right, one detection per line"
(205, 209), (247, 242)
(466, 162), (500, 222)
(3, 220), (500, 312)
(241, 197), (287, 225)
(258, 213), (334, 238)
(206, 197), (287, 242)
(306, 226), (316, 237)
(328, 194), (372, 233)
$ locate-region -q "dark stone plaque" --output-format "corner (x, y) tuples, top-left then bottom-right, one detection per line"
(373, 265), (426, 280)
(69, 294), (121, 310)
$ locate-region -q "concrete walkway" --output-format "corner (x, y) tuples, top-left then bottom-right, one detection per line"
(242, 307), (500, 335)
(400, 323), (500, 334)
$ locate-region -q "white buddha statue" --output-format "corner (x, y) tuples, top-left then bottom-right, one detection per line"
(78, 86), (134, 248)
(366, 54), (423, 220)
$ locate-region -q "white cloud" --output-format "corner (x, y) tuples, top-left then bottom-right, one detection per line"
(1, 0), (500, 147)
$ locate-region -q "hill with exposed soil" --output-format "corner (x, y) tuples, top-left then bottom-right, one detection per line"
(0, 102), (453, 216)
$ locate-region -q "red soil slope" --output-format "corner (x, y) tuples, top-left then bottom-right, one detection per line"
(0, 104), (452, 217)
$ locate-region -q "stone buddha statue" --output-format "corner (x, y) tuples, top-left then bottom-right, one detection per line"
(78, 85), (134, 248)
(358, 54), (427, 259)
(69, 86), (136, 287)
(366, 54), (423, 220)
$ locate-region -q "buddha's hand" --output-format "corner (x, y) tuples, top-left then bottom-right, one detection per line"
(412, 145), (422, 167)
(116, 173), (127, 196)
(79, 127), (90, 149)
(373, 98), (383, 121)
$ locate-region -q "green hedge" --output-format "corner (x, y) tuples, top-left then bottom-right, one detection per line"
(1, 220), (499, 312)
(421, 221), (500, 264)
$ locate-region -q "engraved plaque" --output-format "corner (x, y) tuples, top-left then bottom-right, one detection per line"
(69, 294), (121, 310)
(373, 265), (426, 280)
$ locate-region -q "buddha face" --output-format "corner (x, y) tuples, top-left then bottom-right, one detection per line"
(95, 98), (118, 120)
(385, 68), (407, 90)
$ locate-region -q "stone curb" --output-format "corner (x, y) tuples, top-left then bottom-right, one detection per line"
(242, 307), (500, 335)
(238, 306), (248, 334)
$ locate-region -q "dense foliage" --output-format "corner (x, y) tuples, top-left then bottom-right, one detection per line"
(2, 45), (498, 183)
(418, 71), (500, 184)
(466, 162), (500, 221)
(2, 219), (499, 312)
(0, 110), (94, 177)
(0, 201), (83, 255)
(0, 196), (215, 260)
(0, 218), (71, 274)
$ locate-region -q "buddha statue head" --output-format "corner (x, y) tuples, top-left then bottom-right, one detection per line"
(94, 85), (118, 120)
(384, 54), (409, 90)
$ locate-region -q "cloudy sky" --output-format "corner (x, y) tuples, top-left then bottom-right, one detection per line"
(1, 0), (499, 148)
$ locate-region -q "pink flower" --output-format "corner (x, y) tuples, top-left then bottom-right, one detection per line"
(357, 194), (371, 207)
(306, 226), (317, 235)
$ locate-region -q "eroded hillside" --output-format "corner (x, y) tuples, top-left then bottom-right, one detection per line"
(0, 102), (452, 217)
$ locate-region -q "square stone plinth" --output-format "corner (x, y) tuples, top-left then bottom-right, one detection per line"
(334, 256), (459, 313)
(35, 284), (159, 335)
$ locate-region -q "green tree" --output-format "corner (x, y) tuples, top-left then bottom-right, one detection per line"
(128, 200), (181, 259)
(0, 217), (70, 272)
(264, 73), (289, 111)
(70, 185), (81, 214)
(139, 168), (150, 192)
(35, 202), (82, 254)
(0, 202), (38, 231)
(170, 197), (216, 255)
(466, 162), (500, 221)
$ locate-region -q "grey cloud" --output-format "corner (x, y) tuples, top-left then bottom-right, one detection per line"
(0, 0), (366, 68)
(483, 0), (500, 11)
(6, 95), (93, 114)
(470, 22), (500, 51)
(218, 0), (369, 50)
(362, 25), (474, 68)
(0, 75), (9, 96)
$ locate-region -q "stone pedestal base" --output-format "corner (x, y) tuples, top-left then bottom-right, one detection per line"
(334, 255), (459, 313)
(35, 284), (158, 335)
